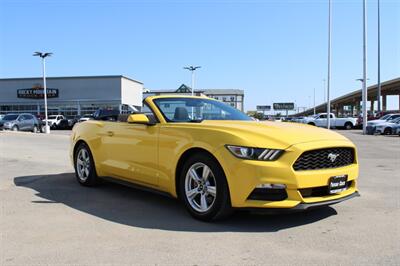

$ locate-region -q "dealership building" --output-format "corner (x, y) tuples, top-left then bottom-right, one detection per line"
(0, 75), (245, 118)
(0, 75), (143, 118)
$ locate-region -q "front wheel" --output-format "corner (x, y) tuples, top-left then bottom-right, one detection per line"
(179, 153), (232, 221)
(383, 128), (392, 135)
(74, 143), (98, 186)
(12, 125), (18, 131)
(32, 125), (38, 133)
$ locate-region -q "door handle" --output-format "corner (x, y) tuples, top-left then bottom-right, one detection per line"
(107, 131), (114, 137)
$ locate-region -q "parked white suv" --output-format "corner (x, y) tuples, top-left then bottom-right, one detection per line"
(45, 115), (65, 128)
(307, 113), (358, 129)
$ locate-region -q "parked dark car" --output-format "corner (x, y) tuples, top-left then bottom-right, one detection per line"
(93, 109), (121, 121)
(68, 116), (81, 128)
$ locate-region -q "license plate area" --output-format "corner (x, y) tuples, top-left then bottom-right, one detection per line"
(328, 175), (348, 194)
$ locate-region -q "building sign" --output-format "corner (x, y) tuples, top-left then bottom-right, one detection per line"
(17, 87), (59, 99)
(273, 102), (294, 110)
(256, 105), (271, 111)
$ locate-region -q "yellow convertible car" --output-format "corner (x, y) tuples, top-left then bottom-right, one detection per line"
(70, 95), (359, 221)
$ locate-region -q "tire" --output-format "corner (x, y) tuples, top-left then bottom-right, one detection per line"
(32, 125), (38, 133)
(344, 122), (353, 130)
(74, 143), (98, 186)
(12, 125), (18, 131)
(179, 152), (233, 221)
(383, 128), (392, 135)
(308, 122), (315, 126)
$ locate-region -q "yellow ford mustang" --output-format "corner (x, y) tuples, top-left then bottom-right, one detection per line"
(70, 95), (359, 221)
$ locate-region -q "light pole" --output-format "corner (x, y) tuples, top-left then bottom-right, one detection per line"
(183, 66), (201, 96)
(377, 0), (381, 112)
(33, 51), (52, 134)
(326, 0), (332, 129)
(362, 0), (368, 134)
(313, 87), (316, 115)
(323, 79), (326, 103)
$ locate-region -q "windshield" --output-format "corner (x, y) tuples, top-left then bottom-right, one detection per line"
(387, 115), (400, 121)
(48, 115), (58, 119)
(380, 114), (391, 120)
(2, 114), (19, 121)
(153, 97), (251, 122)
(392, 117), (400, 123)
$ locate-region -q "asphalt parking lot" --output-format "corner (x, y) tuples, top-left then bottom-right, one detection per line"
(1, 130), (399, 265)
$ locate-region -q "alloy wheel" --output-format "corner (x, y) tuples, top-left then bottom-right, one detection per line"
(184, 162), (217, 213)
(76, 148), (91, 182)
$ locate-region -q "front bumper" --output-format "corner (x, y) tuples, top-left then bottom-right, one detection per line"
(238, 191), (360, 213)
(366, 125), (376, 135)
(2, 124), (13, 130)
(215, 140), (359, 210)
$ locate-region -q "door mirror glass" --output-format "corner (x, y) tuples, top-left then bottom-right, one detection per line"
(127, 114), (153, 125)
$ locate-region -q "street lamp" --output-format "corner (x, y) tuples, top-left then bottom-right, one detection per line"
(183, 66), (201, 96)
(313, 87), (316, 115)
(326, 0), (332, 129)
(377, 0), (381, 112)
(33, 51), (52, 134)
(362, 0), (368, 134)
(357, 77), (369, 130)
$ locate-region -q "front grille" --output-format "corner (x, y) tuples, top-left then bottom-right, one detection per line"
(293, 147), (355, 171)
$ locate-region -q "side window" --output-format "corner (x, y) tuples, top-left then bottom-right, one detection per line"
(319, 114), (327, 119)
(330, 114), (334, 118)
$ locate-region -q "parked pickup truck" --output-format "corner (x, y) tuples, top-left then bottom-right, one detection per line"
(306, 113), (358, 130)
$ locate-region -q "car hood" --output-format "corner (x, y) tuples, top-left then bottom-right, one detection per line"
(2, 120), (16, 124)
(368, 119), (386, 125)
(190, 120), (350, 149)
(376, 122), (397, 127)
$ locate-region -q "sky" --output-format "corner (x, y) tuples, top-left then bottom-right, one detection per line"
(0, 0), (399, 112)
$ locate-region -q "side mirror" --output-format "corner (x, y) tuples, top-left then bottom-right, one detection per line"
(127, 114), (154, 125)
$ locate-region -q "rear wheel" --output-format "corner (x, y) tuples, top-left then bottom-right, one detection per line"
(74, 143), (98, 186)
(179, 153), (232, 221)
(32, 125), (38, 133)
(344, 122), (353, 130)
(308, 122), (315, 126)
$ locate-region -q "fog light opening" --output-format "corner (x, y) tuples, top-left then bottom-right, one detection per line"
(256, 183), (286, 189)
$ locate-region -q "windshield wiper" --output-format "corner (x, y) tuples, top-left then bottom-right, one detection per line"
(189, 119), (203, 123)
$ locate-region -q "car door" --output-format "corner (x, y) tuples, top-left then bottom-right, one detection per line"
(100, 119), (159, 187)
(24, 114), (35, 130)
(316, 114), (327, 127)
(18, 115), (28, 130)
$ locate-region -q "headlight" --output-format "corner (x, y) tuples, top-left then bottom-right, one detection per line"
(226, 145), (284, 161)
